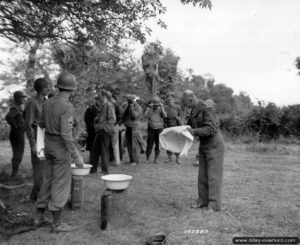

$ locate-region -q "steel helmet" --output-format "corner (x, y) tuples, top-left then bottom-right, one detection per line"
(34, 78), (49, 92)
(152, 97), (161, 105)
(13, 91), (27, 100)
(56, 72), (77, 91)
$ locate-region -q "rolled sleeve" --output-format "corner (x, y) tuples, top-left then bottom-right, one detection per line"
(193, 108), (218, 137)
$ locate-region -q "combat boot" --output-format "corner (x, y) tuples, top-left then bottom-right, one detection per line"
(153, 153), (160, 164)
(146, 154), (150, 163)
(51, 210), (74, 233)
(164, 154), (172, 163)
(10, 161), (19, 178)
(34, 208), (52, 227)
(175, 155), (181, 165)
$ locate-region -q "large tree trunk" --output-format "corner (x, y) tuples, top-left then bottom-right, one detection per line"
(25, 40), (40, 94)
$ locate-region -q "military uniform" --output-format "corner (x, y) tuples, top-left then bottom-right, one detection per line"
(5, 103), (26, 176)
(164, 103), (182, 162)
(90, 101), (116, 173)
(187, 100), (225, 211)
(24, 96), (46, 201)
(122, 101), (142, 164)
(84, 104), (97, 151)
(37, 94), (78, 211)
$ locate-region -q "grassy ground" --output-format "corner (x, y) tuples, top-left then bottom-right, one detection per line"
(0, 140), (299, 245)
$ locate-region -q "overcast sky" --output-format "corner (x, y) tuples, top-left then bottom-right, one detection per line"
(1, 0), (299, 105)
(133, 0), (300, 106)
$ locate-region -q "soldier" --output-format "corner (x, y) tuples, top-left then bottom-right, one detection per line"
(163, 92), (182, 164)
(84, 95), (98, 161)
(5, 91), (27, 178)
(35, 72), (84, 232)
(108, 94), (121, 165)
(24, 78), (50, 201)
(182, 90), (225, 212)
(145, 96), (167, 164)
(89, 90), (116, 174)
(121, 94), (143, 166)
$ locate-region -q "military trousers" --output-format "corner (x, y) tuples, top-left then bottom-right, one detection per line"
(125, 127), (140, 163)
(36, 135), (72, 211)
(30, 153), (45, 201)
(146, 128), (162, 157)
(111, 125), (120, 164)
(9, 129), (25, 174)
(197, 132), (225, 211)
(90, 130), (110, 173)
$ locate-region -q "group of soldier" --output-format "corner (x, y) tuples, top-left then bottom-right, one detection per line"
(83, 89), (184, 175)
(4, 71), (225, 233)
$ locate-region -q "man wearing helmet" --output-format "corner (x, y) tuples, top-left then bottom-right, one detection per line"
(121, 94), (143, 166)
(5, 91), (27, 178)
(145, 96), (167, 164)
(35, 72), (84, 232)
(24, 78), (50, 201)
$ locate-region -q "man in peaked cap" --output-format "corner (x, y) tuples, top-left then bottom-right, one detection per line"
(5, 91), (27, 177)
(145, 96), (167, 164)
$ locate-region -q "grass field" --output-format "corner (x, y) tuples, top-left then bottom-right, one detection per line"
(0, 140), (299, 245)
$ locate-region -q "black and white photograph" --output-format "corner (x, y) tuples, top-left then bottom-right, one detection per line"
(0, 0), (299, 244)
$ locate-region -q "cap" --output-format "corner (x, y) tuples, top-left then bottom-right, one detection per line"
(13, 91), (27, 100)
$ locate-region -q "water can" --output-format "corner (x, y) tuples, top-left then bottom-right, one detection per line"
(71, 175), (84, 210)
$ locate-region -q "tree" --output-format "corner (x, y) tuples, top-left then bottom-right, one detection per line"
(0, 0), (211, 90)
(0, 42), (59, 93)
(141, 41), (180, 97)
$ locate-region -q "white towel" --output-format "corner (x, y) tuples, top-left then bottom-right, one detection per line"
(159, 125), (194, 156)
(37, 126), (45, 160)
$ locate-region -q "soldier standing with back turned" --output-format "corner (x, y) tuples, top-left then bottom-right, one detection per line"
(34, 72), (84, 232)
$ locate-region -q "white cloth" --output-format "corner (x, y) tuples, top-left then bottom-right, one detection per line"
(37, 126), (45, 159)
(159, 125), (194, 156)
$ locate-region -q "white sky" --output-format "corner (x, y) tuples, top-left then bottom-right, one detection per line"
(133, 0), (300, 106)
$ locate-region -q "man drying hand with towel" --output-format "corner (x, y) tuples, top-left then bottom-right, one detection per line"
(182, 90), (225, 212)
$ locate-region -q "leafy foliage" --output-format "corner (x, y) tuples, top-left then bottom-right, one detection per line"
(0, 0), (168, 46)
(0, 42), (59, 94)
(141, 41), (180, 96)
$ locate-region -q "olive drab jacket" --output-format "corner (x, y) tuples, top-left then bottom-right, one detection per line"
(39, 95), (79, 159)
(187, 100), (223, 150)
(24, 96), (46, 149)
(5, 104), (26, 132)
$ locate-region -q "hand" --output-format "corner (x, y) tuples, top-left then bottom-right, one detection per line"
(187, 128), (194, 136)
(204, 99), (215, 109)
(74, 156), (84, 168)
